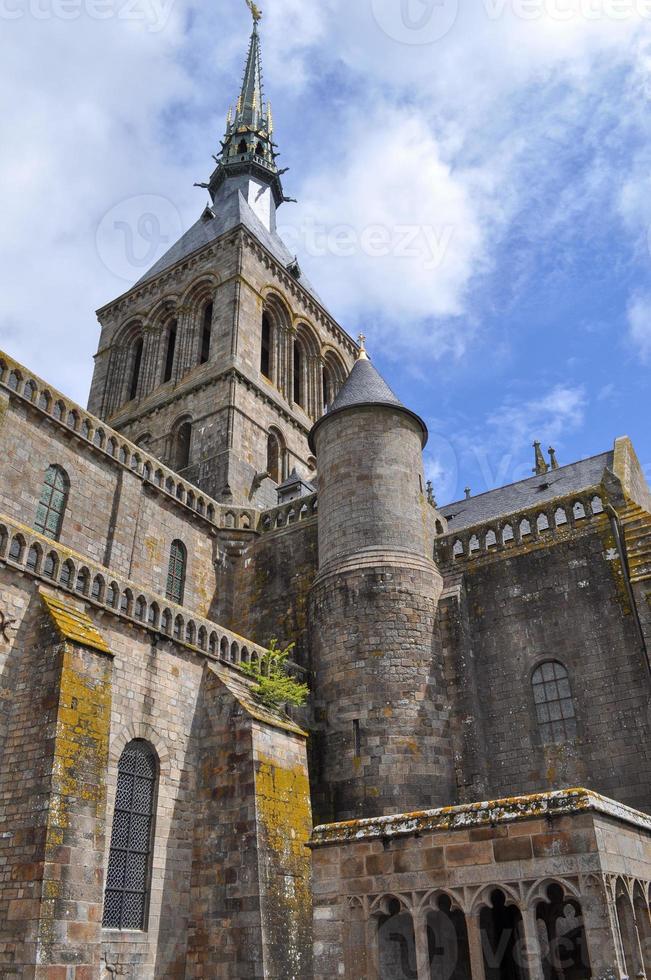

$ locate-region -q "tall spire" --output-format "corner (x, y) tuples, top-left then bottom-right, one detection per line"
(203, 5), (287, 222)
(236, 15), (264, 129)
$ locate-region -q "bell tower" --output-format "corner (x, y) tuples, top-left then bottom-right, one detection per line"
(87, 6), (356, 507)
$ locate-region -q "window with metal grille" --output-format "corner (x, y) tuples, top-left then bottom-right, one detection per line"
(34, 465), (69, 541)
(166, 540), (186, 605)
(102, 740), (158, 931)
(532, 661), (577, 744)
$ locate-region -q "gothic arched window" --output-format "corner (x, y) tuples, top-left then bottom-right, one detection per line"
(323, 363), (335, 413)
(174, 421), (192, 471)
(102, 740), (158, 931)
(34, 465), (69, 541)
(166, 540), (187, 605)
(261, 313), (272, 380)
(162, 320), (177, 383)
(267, 431), (282, 484)
(532, 661), (577, 744)
(293, 340), (305, 408)
(129, 337), (143, 401)
(200, 302), (213, 364)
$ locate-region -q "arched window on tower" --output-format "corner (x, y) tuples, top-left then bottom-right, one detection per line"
(293, 340), (305, 408)
(174, 421), (192, 472)
(166, 540), (187, 605)
(261, 313), (272, 380)
(323, 363), (335, 413)
(237, 138), (247, 155)
(162, 320), (177, 383)
(34, 465), (69, 541)
(200, 302), (213, 364)
(102, 740), (158, 931)
(267, 430), (283, 484)
(532, 661), (577, 744)
(129, 337), (143, 401)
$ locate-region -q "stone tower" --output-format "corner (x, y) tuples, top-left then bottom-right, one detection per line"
(88, 14), (356, 507)
(308, 344), (454, 822)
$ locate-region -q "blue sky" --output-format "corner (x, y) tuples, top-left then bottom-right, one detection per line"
(1, 0), (650, 504)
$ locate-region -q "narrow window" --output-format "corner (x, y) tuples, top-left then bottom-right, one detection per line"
(102, 740), (158, 931)
(129, 338), (143, 401)
(266, 432), (280, 484)
(200, 302), (213, 364)
(323, 364), (334, 412)
(166, 540), (186, 605)
(237, 138), (247, 155)
(162, 320), (177, 383)
(34, 465), (69, 541)
(174, 422), (192, 471)
(532, 661), (577, 744)
(353, 719), (361, 758)
(293, 343), (303, 407)
(261, 313), (271, 379)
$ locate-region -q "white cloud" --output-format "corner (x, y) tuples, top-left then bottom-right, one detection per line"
(487, 383), (588, 450)
(1, 0), (651, 404)
(627, 293), (651, 359)
(278, 107), (501, 359)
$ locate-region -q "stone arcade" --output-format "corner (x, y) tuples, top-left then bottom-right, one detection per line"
(0, 9), (649, 980)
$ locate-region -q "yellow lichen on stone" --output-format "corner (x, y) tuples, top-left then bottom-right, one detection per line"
(254, 751), (313, 979)
(39, 590), (112, 656)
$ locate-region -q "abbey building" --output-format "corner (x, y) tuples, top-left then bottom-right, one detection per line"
(0, 11), (649, 980)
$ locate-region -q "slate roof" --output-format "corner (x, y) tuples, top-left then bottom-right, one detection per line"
(134, 184), (326, 308)
(329, 357), (403, 412)
(440, 451), (613, 532)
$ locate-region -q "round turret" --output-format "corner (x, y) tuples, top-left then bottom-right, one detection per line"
(307, 345), (453, 822)
(309, 351), (430, 570)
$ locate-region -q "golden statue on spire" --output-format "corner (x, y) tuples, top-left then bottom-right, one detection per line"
(245, 0), (262, 22)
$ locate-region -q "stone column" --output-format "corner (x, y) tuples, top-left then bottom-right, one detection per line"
(173, 306), (191, 382)
(139, 322), (160, 399)
(366, 917), (381, 980)
(414, 908), (431, 979)
(467, 912), (487, 980)
(522, 906), (545, 980)
(581, 876), (627, 979)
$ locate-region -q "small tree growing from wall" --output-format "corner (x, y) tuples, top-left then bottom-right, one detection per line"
(241, 639), (308, 709)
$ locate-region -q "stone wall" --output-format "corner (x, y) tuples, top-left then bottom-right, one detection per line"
(439, 517), (651, 813)
(228, 517), (318, 670)
(0, 375), (237, 618)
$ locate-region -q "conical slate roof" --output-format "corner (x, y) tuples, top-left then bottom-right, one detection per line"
(328, 356), (403, 413)
(309, 354), (428, 451)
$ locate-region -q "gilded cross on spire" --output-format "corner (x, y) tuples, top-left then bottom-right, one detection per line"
(245, 0), (263, 22)
(357, 334), (369, 360)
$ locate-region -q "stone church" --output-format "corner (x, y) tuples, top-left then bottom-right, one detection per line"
(0, 9), (649, 980)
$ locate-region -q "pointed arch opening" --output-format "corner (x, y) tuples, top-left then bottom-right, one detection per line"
(129, 337), (143, 401)
(200, 301), (213, 364)
(173, 420), (192, 472)
(162, 319), (177, 383)
(266, 428), (286, 484)
(261, 312), (272, 380)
